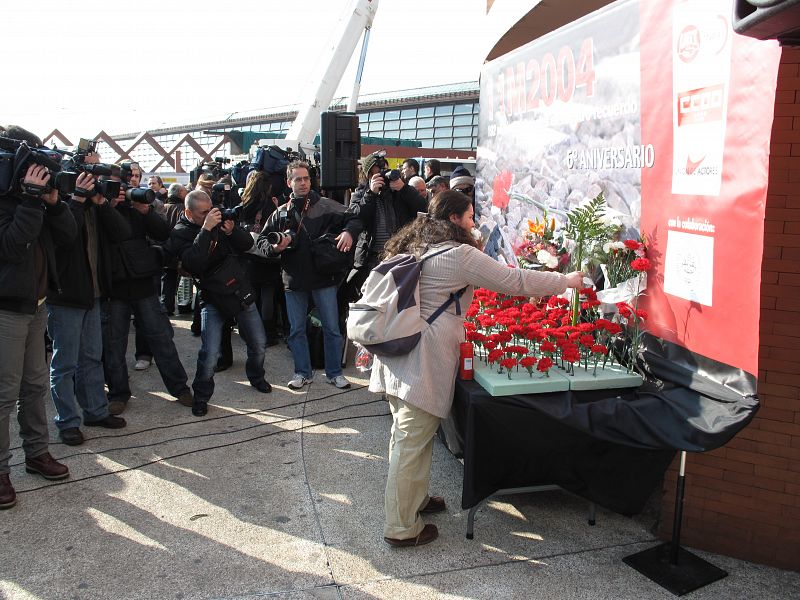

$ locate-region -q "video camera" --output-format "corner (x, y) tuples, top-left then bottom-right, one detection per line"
(0, 136), (77, 197)
(189, 157), (233, 187)
(252, 145), (301, 175)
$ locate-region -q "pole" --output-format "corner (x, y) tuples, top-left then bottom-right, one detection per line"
(670, 450), (687, 564)
(348, 27), (371, 113)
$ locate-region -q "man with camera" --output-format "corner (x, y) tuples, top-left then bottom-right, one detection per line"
(0, 126), (77, 508)
(46, 153), (132, 446)
(343, 152), (429, 302)
(167, 190), (272, 417)
(257, 160), (361, 391)
(101, 161), (192, 415)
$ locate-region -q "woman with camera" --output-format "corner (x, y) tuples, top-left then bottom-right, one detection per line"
(372, 190), (584, 547)
(238, 171), (286, 346)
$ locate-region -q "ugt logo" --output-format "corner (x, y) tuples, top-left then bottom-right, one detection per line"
(677, 25), (700, 62)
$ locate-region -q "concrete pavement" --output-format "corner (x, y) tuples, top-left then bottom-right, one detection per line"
(1, 315), (798, 599)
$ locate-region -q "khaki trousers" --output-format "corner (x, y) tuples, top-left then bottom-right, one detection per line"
(384, 395), (441, 539)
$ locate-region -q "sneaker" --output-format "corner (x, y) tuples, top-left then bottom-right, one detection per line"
(326, 375), (351, 389)
(134, 358), (151, 371)
(287, 373), (312, 390)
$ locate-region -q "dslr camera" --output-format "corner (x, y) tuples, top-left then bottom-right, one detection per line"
(265, 205), (297, 248)
(380, 168), (402, 183)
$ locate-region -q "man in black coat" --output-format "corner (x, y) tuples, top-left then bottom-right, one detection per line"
(166, 189), (272, 417)
(46, 160), (132, 446)
(0, 139), (77, 508)
(101, 162), (192, 415)
(343, 152), (428, 302)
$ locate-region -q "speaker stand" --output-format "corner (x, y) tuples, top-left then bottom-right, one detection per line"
(623, 451), (728, 596)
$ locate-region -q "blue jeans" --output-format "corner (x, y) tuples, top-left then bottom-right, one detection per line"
(47, 301), (109, 430)
(285, 285), (343, 379)
(101, 296), (189, 403)
(193, 302), (266, 402)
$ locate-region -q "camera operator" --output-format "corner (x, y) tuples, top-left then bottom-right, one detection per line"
(167, 190), (272, 417)
(0, 125), (77, 508)
(100, 161), (193, 415)
(46, 152), (131, 446)
(256, 160), (361, 391)
(342, 152), (428, 303)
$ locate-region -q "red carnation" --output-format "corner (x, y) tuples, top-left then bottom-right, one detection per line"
(635, 309), (648, 320)
(624, 239), (642, 250)
(630, 257), (651, 272)
(591, 344), (608, 355)
(579, 334), (595, 347)
(537, 357), (553, 373)
(540, 340), (556, 353)
(488, 349), (504, 364)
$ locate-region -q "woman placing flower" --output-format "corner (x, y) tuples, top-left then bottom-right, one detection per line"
(370, 191), (583, 548)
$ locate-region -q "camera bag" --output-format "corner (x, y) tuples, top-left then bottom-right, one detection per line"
(113, 238), (164, 281)
(198, 254), (254, 318)
(310, 232), (354, 275)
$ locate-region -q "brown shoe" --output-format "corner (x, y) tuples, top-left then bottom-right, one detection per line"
(177, 390), (194, 407)
(0, 474), (16, 509)
(384, 523), (438, 548)
(25, 452), (70, 480)
(108, 400), (127, 415)
(420, 495), (446, 514)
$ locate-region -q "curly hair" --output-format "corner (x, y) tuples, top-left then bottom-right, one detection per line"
(383, 190), (480, 258)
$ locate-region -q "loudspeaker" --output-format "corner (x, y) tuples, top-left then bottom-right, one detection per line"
(320, 111), (360, 189)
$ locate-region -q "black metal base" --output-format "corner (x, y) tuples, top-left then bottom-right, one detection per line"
(623, 542), (728, 596)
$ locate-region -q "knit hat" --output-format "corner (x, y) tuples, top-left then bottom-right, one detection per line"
(449, 166), (474, 189)
(361, 153), (388, 177)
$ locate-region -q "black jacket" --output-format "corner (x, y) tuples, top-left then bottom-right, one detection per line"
(0, 194), (77, 314)
(165, 214), (254, 305)
(109, 203), (171, 301)
(47, 198), (132, 309)
(346, 182), (427, 269)
(256, 191), (362, 291)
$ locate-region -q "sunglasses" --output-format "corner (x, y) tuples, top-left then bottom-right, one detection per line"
(455, 185), (474, 195)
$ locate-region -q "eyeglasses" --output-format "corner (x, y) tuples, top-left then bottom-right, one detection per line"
(455, 186), (474, 195)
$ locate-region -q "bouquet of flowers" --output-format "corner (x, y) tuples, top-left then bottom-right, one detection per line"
(513, 213), (569, 271)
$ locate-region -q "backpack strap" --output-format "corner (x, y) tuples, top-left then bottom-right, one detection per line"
(426, 285), (468, 325)
(419, 245), (467, 325)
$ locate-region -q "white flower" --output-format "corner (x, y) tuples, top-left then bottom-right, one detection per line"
(537, 249), (559, 269)
(603, 240), (626, 253)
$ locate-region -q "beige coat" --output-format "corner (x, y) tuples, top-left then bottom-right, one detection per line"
(369, 242), (568, 418)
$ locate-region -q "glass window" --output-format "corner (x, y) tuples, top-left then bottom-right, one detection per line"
(384, 110), (401, 121)
(453, 104), (472, 115)
(453, 114), (472, 126)
(400, 108), (416, 119)
(383, 128), (400, 138)
(453, 137), (473, 149)
(400, 122), (416, 132)
(453, 126), (472, 138)
(435, 116), (453, 127)
(434, 105), (454, 116)
(433, 139), (452, 149)
(417, 117), (435, 129)
(434, 127), (453, 138)
(367, 121), (382, 133)
(417, 106), (435, 118)
(398, 130), (416, 139)
(369, 111), (384, 122)
(416, 128), (434, 140)
(473, 103), (480, 113)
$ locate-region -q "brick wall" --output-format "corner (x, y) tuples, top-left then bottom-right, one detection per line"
(658, 47), (800, 571)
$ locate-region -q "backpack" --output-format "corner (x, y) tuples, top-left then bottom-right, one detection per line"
(346, 246), (467, 357)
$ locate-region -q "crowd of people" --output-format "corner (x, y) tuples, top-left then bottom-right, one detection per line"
(0, 125), (583, 548)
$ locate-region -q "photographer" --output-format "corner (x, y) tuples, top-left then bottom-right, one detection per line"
(101, 161), (193, 415)
(46, 153), (132, 446)
(256, 160), (361, 391)
(0, 125), (77, 508)
(343, 152), (428, 303)
(160, 183), (187, 316)
(167, 190), (272, 417)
